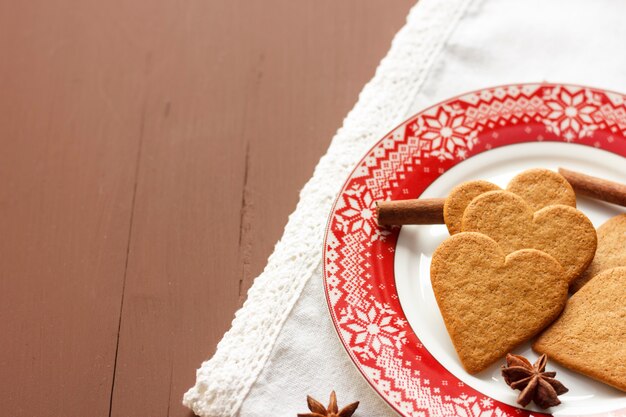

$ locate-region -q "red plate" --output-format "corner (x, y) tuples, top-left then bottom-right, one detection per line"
(323, 84), (626, 416)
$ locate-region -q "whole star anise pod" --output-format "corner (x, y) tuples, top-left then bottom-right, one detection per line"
(298, 391), (359, 417)
(501, 353), (568, 409)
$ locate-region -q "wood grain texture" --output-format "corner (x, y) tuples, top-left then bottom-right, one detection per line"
(0, 1), (145, 416)
(0, 1), (414, 416)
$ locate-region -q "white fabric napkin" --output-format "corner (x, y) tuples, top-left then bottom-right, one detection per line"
(184, 1), (626, 416)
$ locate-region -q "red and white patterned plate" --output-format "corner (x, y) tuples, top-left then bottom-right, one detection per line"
(323, 84), (626, 417)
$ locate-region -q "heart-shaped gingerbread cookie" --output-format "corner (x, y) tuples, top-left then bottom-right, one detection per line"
(444, 168), (576, 235)
(571, 214), (626, 292)
(462, 190), (596, 283)
(431, 232), (568, 374)
(533, 267), (626, 392)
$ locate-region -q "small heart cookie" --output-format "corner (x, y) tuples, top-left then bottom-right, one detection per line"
(533, 267), (626, 392)
(462, 190), (596, 283)
(444, 168), (576, 235)
(431, 232), (568, 374)
(571, 214), (626, 293)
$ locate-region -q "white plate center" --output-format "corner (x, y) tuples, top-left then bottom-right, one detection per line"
(395, 142), (626, 415)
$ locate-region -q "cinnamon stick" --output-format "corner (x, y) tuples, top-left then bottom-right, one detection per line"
(559, 168), (626, 207)
(376, 169), (626, 226)
(376, 198), (445, 226)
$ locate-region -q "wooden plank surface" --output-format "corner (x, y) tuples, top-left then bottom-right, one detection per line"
(0, 1), (414, 416)
(0, 2), (146, 416)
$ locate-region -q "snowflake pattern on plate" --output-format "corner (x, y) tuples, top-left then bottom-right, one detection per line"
(339, 301), (407, 360)
(542, 86), (600, 141)
(334, 184), (390, 242)
(416, 105), (477, 161)
(323, 84), (626, 417)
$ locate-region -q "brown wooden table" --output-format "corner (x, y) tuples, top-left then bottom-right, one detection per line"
(0, 1), (414, 416)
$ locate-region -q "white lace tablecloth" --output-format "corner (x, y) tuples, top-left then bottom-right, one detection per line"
(184, 1), (626, 415)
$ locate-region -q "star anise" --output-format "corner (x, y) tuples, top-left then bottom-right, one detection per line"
(501, 353), (568, 409)
(298, 391), (359, 417)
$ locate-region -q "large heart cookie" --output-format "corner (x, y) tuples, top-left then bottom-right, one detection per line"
(444, 168), (576, 235)
(431, 232), (568, 374)
(462, 190), (596, 283)
(533, 267), (626, 392)
(571, 214), (626, 292)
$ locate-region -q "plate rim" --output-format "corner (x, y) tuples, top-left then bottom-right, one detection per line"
(322, 82), (626, 417)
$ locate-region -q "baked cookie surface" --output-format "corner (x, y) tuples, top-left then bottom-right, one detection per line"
(431, 232), (568, 374)
(571, 214), (626, 292)
(533, 267), (626, 392)
(461, 190), (596, 283)
(444, 168), (576, 235)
